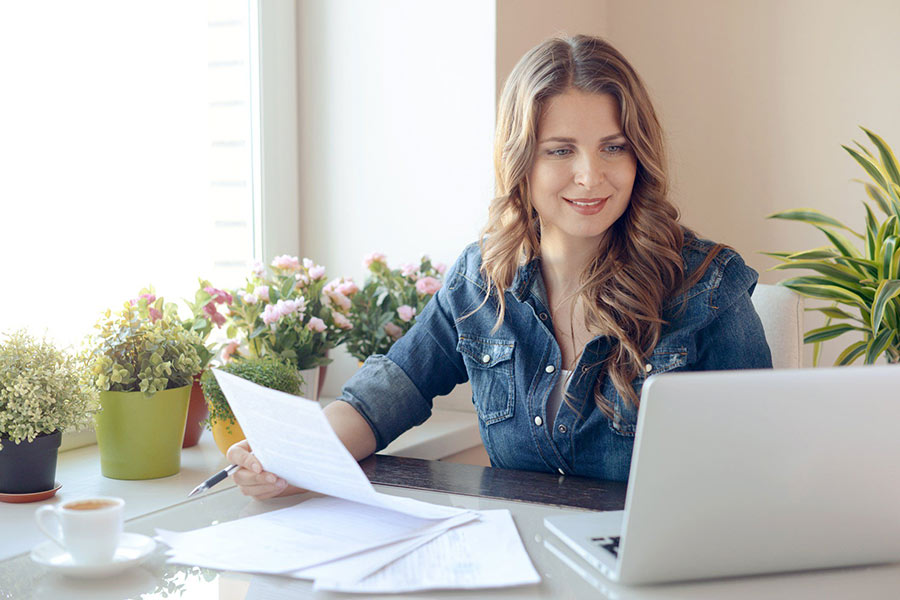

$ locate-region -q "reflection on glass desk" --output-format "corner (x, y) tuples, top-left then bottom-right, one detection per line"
(2, 455), (900, 599)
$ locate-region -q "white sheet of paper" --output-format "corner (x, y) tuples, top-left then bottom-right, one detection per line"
(157, 496), (478, 574)
(314, 510), (541, 593)
(212, 369), (466, 520)
(287, 512), (473, 583)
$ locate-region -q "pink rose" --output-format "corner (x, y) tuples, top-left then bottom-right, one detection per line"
(307, 316), (326, 333)
(397, 305), (416, 322)
(309, 265), (326, 280)
(384, 322), (404, 341)
(255, 285), (269, 302)
(148, 307), (163, 322)
(332, 312), (353, 330)
(242, 293), (258, 305)
(400, 263), (417, 277)
(363, 252), (387, 268)
(202, 302), (226, 327)
(130, 293), (157, 306)
(302, 257), (314, 270)
(251, 260), (265, 278)
(204, 286), (233, 305)
(415, 276), (442, 296)
(272, 255), (301, 271)
(222, 340), (240, 363)
(435, 262), (447, 275)
(330, 291), (352, 311)
(262, 303), (281, 326)
(337, 280), (359, 296)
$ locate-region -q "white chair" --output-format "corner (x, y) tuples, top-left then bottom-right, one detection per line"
(750, 284), (804, 369)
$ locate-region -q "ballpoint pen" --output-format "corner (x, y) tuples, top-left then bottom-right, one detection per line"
(188, 463), (240, 497)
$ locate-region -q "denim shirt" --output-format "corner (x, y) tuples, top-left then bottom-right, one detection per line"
(340, 234), (773, 481)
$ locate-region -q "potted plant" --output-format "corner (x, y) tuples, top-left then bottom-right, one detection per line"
(178, 281), (233, 448)
(84, 292), (202, 479)
(200, 356), (302, 455)
(344, 253), (445, 364)
(226, 255), (354, 400)
(767, 127), (900, 365)
(0, 331), (97, 496)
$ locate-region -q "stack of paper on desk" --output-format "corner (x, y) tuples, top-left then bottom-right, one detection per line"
(156, 371), (540, 592)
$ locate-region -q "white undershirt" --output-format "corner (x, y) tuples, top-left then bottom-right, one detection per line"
(547, 369), (572, 430)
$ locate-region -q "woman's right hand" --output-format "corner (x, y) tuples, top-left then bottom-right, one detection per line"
(226, 439), (306, 500)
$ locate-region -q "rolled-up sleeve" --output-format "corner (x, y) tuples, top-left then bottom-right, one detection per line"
(338, 258), (470, 451)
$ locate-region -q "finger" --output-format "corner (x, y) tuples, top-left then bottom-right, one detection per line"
(226, 440), (262, 473)
(239, 478), (290, 499)
(233, 469), (277, 486)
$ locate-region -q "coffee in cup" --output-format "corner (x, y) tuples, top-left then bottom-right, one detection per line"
(35, 496), (125, 564)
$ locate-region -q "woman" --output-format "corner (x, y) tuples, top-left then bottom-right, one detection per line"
(229, 35), (772, 498)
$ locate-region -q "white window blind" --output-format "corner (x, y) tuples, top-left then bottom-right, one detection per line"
(0, 0), (260, 348)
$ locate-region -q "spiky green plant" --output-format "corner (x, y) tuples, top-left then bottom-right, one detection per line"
(766, 128), (900, 365)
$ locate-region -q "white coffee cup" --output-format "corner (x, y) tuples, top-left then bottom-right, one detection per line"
(35, 496), (125, 564)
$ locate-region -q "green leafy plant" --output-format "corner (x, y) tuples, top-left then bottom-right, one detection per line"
(227, 256), (354, 370)
(85, 292), (203, 396)
(767, 127), (900, 365)
(344, 253), (445, 362)
(200, 356), (302, 433)
(0, 330), (98, 450)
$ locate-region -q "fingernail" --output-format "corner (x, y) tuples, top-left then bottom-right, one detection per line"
(266, 474), (276, 484)
(252, 463), (261, 473)
(277, 479), (286, 488)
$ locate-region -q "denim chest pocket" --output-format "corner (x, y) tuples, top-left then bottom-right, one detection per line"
(457, 335), (516, 425)
(608, 347), (688, 437)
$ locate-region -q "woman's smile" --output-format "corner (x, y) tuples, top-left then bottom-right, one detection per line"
(563, 196), (609, 215)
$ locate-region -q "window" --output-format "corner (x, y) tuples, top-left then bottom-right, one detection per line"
(0, 1), (280, 349)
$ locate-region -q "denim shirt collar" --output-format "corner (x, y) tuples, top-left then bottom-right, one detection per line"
(510, 256), (545, 304)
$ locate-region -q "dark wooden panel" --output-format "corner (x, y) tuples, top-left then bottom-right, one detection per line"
(360, 454), (627, 512)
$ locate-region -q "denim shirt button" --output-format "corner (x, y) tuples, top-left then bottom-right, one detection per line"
(534, 416), (543, 426)
(645, 363), (653, 373)
(558, 468), (565, 475)
(539, 312), (548, 320)
(557, 424), (567, 433)
(481, 354), (491, 364)
(545, 364), (555, 374)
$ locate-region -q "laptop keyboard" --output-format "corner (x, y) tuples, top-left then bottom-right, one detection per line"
(590, 536), (620, 557)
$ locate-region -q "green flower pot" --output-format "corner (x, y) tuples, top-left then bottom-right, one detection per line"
(95, 386), (191, 480)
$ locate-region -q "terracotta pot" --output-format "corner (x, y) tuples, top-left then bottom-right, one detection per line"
(182, 373), (209, 448)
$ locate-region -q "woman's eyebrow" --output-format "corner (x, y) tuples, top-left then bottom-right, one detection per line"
(538, 133), (626, 144)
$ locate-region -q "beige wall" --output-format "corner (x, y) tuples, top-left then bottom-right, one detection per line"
(602, 0), (900, 282)
(496, 0), (608, 95)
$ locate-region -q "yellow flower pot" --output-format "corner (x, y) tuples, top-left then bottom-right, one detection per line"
(210, 416), (246, 456)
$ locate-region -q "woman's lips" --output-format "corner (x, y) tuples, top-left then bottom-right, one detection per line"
(564, 196), (609, 215)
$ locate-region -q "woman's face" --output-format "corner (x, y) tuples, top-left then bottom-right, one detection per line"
(529, 89), (637, 249)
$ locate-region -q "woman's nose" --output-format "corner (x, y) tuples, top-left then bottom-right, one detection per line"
(573, 152), (605, 188)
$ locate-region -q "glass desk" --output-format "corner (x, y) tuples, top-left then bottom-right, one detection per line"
(2, 455), (900, 599)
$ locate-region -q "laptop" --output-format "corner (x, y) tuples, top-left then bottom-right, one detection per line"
(544, 365), (900, 585)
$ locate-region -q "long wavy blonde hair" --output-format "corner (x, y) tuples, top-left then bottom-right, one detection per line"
(480, 35), (720, 415)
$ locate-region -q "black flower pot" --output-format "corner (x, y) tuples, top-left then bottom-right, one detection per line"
(0, 430), (62, 493)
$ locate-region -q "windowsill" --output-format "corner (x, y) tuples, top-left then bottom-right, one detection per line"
(3, 409), (482, 562)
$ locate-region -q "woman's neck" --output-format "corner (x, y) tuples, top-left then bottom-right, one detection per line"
(539, 236), (598, 302)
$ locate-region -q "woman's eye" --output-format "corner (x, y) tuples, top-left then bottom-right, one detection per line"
(605, 145), (625, 153)
(547, 148), (572, 157)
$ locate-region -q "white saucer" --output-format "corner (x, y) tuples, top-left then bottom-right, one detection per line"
(30, 533), (156, 578)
